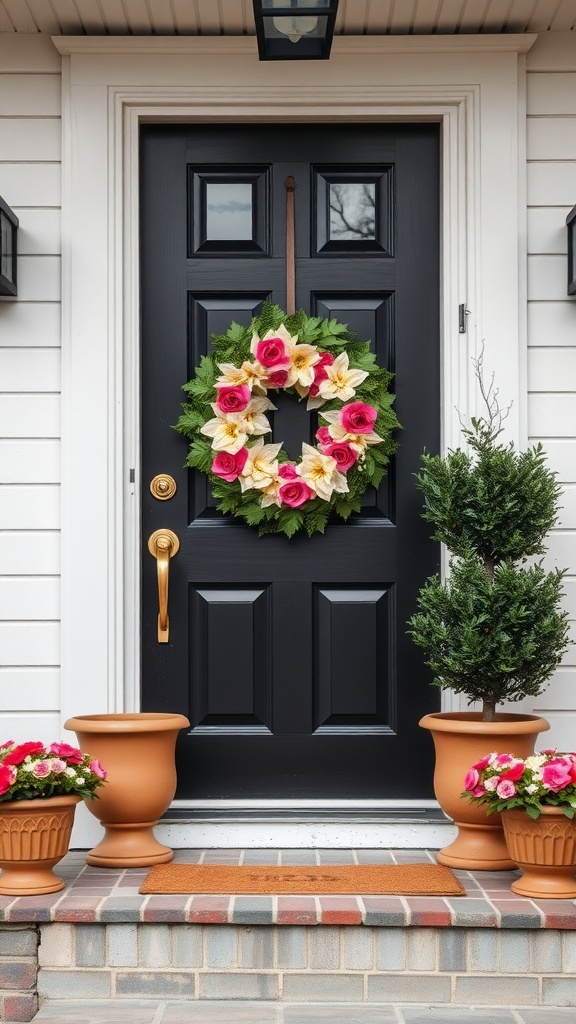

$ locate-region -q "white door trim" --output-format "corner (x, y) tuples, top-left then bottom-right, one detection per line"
(53, 35), (533, 843)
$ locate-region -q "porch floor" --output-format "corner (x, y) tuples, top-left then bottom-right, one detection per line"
(3, 848), (576, 928)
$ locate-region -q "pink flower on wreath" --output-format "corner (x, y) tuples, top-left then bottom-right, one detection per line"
(339, 401), (378, 434)
(0, 764), (16, 796)
(278, 463), (299, 481)
(32, 760), (52, 779)
(212, 448), (249, 483)
(464, 769), (480, 791)
(541, 759), (573, 792)
(496, 779), (517, 799)
(49, 759), (67, 775)
(47, 742), (83, 763)
(316, 426), (332, 446)
(254, 337), (290, 369)
(89, 759), (107, 781)
(309, 352), (335, 398)
(267, 369), (289, 388)
(319, 441), (358, 473)
(2, 741), (46, 766)
(215, 385), (251, 414)
(278, 479), (315, 509)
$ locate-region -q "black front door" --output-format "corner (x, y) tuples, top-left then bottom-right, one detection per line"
(140, 123), (440, 802)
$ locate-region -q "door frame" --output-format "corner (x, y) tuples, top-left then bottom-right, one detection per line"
(54, 34), (534, 833)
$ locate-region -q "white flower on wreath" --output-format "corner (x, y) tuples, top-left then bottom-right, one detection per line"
(239, 439), (282, 493)
(259, 477), (283, 508)
(240, 396), (277, 436)
(296, 444), (349, 502)
(317, 352), (368, 402)
(216, 360), (268, 393)
(200, 407), (250, 454)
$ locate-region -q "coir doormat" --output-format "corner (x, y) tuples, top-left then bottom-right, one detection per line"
(139, 862), (465, 896)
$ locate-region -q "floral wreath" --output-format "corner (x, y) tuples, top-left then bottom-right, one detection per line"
(175, 303), (400, 537)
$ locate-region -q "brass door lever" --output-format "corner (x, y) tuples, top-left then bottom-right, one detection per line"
(147, 529), (180, 643)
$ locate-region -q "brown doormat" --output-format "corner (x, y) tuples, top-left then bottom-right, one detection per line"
(139, 862), (465, 896)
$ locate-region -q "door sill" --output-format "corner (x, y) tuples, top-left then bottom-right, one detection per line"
(157, 804), (456, 849)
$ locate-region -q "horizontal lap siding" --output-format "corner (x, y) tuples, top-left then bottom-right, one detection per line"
(0, 36), (61, 738)
(526, 36), (576, 746)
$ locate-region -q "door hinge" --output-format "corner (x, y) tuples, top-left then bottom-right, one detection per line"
(459, 304), (471, 334)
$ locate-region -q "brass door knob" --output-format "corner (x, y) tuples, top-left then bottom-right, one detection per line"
(150, 474), (177, 500)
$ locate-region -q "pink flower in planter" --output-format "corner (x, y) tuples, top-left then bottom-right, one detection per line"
(496, 779), (516, 799)
(464, 769), (480, 791)
(89, 759), (107, 780)
(499, 761), (525, 783)
(0, 764), (16, 796)
(542, 760), (573, 792)
(2, 741), (46, 765)
(495, 753), (514, 767)
(473, 753), (495, 771)
(47, 742), (83, 764)
(49, 759), (67, 775)
(32, 761), (52, 778)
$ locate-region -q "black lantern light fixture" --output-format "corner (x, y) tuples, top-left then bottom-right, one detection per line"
(567, 204), (576, 296)
(253, 0), (339, 61)
(0, 195), (18, 298)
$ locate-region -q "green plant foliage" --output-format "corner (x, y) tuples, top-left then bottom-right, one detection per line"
(174, 302), (400, 538)
(407, 353), (571, 720)
(415, 421), (562, 565)
(408, 554), (570, 711)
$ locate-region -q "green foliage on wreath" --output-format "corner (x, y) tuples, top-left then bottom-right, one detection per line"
(174, 302), (400, 537)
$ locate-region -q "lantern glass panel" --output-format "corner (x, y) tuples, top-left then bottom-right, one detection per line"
(1, 210), (13, 283)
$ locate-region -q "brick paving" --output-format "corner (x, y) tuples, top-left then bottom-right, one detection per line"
(2, 848), (576, 928)
(29, 999), (576, 1022)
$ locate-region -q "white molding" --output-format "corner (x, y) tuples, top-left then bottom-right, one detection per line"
(57, 39), (531, 843)
(52, 34), (537, 56)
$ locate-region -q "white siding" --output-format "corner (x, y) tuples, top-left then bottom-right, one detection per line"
(0, 35), (62, 741)
(527, 34), (576, 749)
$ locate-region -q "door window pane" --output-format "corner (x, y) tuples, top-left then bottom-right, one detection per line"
(206, 183), (253, 240)
(329, 182), (376, 241)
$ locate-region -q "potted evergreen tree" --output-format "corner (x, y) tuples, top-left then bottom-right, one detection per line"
(408, 359), (570, 869)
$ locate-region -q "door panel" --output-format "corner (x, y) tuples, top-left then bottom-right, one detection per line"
(140, 123), (440, 802)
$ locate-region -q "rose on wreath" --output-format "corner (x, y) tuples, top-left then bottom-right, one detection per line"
(175, 303), (400, 538)
(0, 740), (107, 802)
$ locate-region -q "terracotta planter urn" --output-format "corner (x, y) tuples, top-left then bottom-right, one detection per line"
(0, 794), (81, 895)
(501, 807), (576, 899)
(419, 712), (550, 870)
(64, 713), (190, 868)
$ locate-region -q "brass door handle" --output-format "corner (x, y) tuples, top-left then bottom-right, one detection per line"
(147, 529), (180, 643)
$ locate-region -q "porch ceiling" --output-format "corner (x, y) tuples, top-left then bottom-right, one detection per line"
(0, 0), (575, 36)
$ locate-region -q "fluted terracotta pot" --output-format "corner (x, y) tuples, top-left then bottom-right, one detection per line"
(501, 807), (576, 899)
(419, 712), (549, 870)
(0, 794), (80, 895)
(64, 713), (190, 867)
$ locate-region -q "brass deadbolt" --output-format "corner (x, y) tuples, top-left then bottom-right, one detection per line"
(150, 474), (177, 501)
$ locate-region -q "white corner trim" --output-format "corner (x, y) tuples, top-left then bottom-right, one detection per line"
(58, 45), (529, 828)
